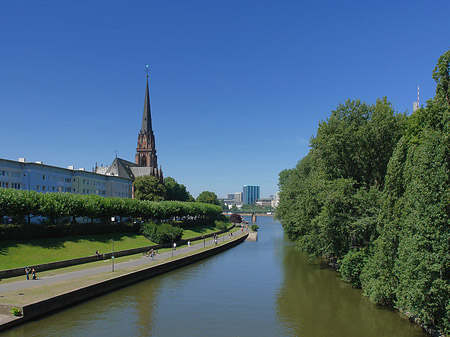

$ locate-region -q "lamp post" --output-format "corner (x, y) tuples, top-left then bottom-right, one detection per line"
(171, 231), (174, 257)
(202, 228), (205, 248)
(111, 238), (115, 272)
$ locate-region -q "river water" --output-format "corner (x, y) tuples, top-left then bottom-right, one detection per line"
(4, 217), (427, 337)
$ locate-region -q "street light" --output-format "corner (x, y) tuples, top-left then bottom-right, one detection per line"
(171, 232), (174, 257)
(202, 228), (205, 248)
(110, 238), (115, 272)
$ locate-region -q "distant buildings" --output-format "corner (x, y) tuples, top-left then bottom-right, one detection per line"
(220, 188), (278, 209)
(243, 185), (260, 204)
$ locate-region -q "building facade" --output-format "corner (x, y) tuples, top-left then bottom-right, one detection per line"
(243, 185), (260, 204)
(0, 158), (132, 198)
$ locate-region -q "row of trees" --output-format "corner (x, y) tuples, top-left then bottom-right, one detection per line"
(0, 188), (223, 224)
(276, 50), (450, 333)
(133, 176), (220, 206)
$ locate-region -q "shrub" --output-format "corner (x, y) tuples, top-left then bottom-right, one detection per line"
(229, 213), (242, 223)
(339, 248), (368, 288)
(10, 307), (21, 316)
(215, 220), (229, 232)
(250, 224), (259, 232)
(140, 222), (183, 244)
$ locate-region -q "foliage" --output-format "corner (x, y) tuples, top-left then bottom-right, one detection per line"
(164, 177), (194, 202)
(215, 221), (229, 233)
(140, 222), (183, 244)
(0, 189), (223, 232)
(339, 249), (368, 288)
(250, 224), (259, 232)
(133, 176), (166, 201)
(196, 191), (220, 205)
(10, 307), (21, 316)
(229, 213), (242, 223)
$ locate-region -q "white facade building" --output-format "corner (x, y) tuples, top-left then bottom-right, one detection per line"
(0, 158), (132, 198)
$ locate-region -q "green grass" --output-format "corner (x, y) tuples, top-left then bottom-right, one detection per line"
(181, 225), (224, 239)
(0, 225), (227, 270)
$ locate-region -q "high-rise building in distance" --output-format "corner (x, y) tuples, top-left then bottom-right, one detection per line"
(243, 185), (260, 204)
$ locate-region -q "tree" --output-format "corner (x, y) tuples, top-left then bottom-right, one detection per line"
(164, 177), (194, 201)
(196, 191), (220, 205)
(229, 213), (242, 223)
(133, 176), (166, 202)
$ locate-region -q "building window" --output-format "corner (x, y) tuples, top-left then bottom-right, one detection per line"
(11, 172), (21, 179)
(0, 170), (9, 176)
(36, 185), (40, 191)
(42, 175), (45, 180)
(65, 187), (71, 192)
(42, 186), (46, 191)
(58, 186), (63, 192)
(65, 178), (71, 183)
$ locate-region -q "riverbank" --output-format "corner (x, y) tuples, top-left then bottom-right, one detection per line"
(0, 232), (248, 332)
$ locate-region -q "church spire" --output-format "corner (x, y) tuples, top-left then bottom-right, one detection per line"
(141, 65), (153, 133)
(136, 65), (158, 169)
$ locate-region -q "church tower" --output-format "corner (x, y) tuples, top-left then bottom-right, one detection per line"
(135, 69), (158, 169)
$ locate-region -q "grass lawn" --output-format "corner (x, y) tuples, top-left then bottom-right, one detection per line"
(0, 225), (228, 270)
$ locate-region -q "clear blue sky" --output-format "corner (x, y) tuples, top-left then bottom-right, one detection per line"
(1, 1), (449, 198)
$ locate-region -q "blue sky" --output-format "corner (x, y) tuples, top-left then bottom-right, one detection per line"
(1, 1), (449, 198)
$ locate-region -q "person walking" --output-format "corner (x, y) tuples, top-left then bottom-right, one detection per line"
(25, 266), (29, 280)
(188, 241), (191, 248)
(31, 268), (36, 280)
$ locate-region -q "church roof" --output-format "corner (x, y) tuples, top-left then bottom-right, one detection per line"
(140, 78), (152, 133)
(103, 157), (137, 180)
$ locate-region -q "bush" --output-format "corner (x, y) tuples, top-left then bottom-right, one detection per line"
(140, 222), (183, 244)
(250, 224), (259, 232)
(10, 307), (21, 316)
(215, 220), (229, 232)
(229, 213), (242, 223)
(338, 248), (368, 288)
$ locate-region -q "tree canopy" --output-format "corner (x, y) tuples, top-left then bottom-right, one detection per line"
(196, 191), (220, 205)
(164, 177), (194, 202)
(133, 175), (166, 202)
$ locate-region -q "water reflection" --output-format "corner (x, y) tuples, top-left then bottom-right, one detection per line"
(275, 226), (426, 337)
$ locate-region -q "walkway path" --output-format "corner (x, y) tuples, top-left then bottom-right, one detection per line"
(0, 229), (247, 294)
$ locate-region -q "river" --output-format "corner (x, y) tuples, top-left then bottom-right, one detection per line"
(3, 217), (427, 337)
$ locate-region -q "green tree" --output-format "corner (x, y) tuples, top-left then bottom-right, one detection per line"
(196, 191), (219, 205)
(164, 177), (194, 201)
(133, 176), (166, 202)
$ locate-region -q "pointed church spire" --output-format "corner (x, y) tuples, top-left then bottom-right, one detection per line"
(141, 65), (153, 133)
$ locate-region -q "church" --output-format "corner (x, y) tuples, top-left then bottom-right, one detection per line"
(95, 71), (164, 196)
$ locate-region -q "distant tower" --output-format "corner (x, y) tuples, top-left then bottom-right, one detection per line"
(135, 66), (158, 169)
(413, 85), (420, 112)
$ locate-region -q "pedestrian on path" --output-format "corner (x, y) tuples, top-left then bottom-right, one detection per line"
(31, 268), (36, 280)
(188, 241), (191, 248)
(25, 266), (29, 280)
